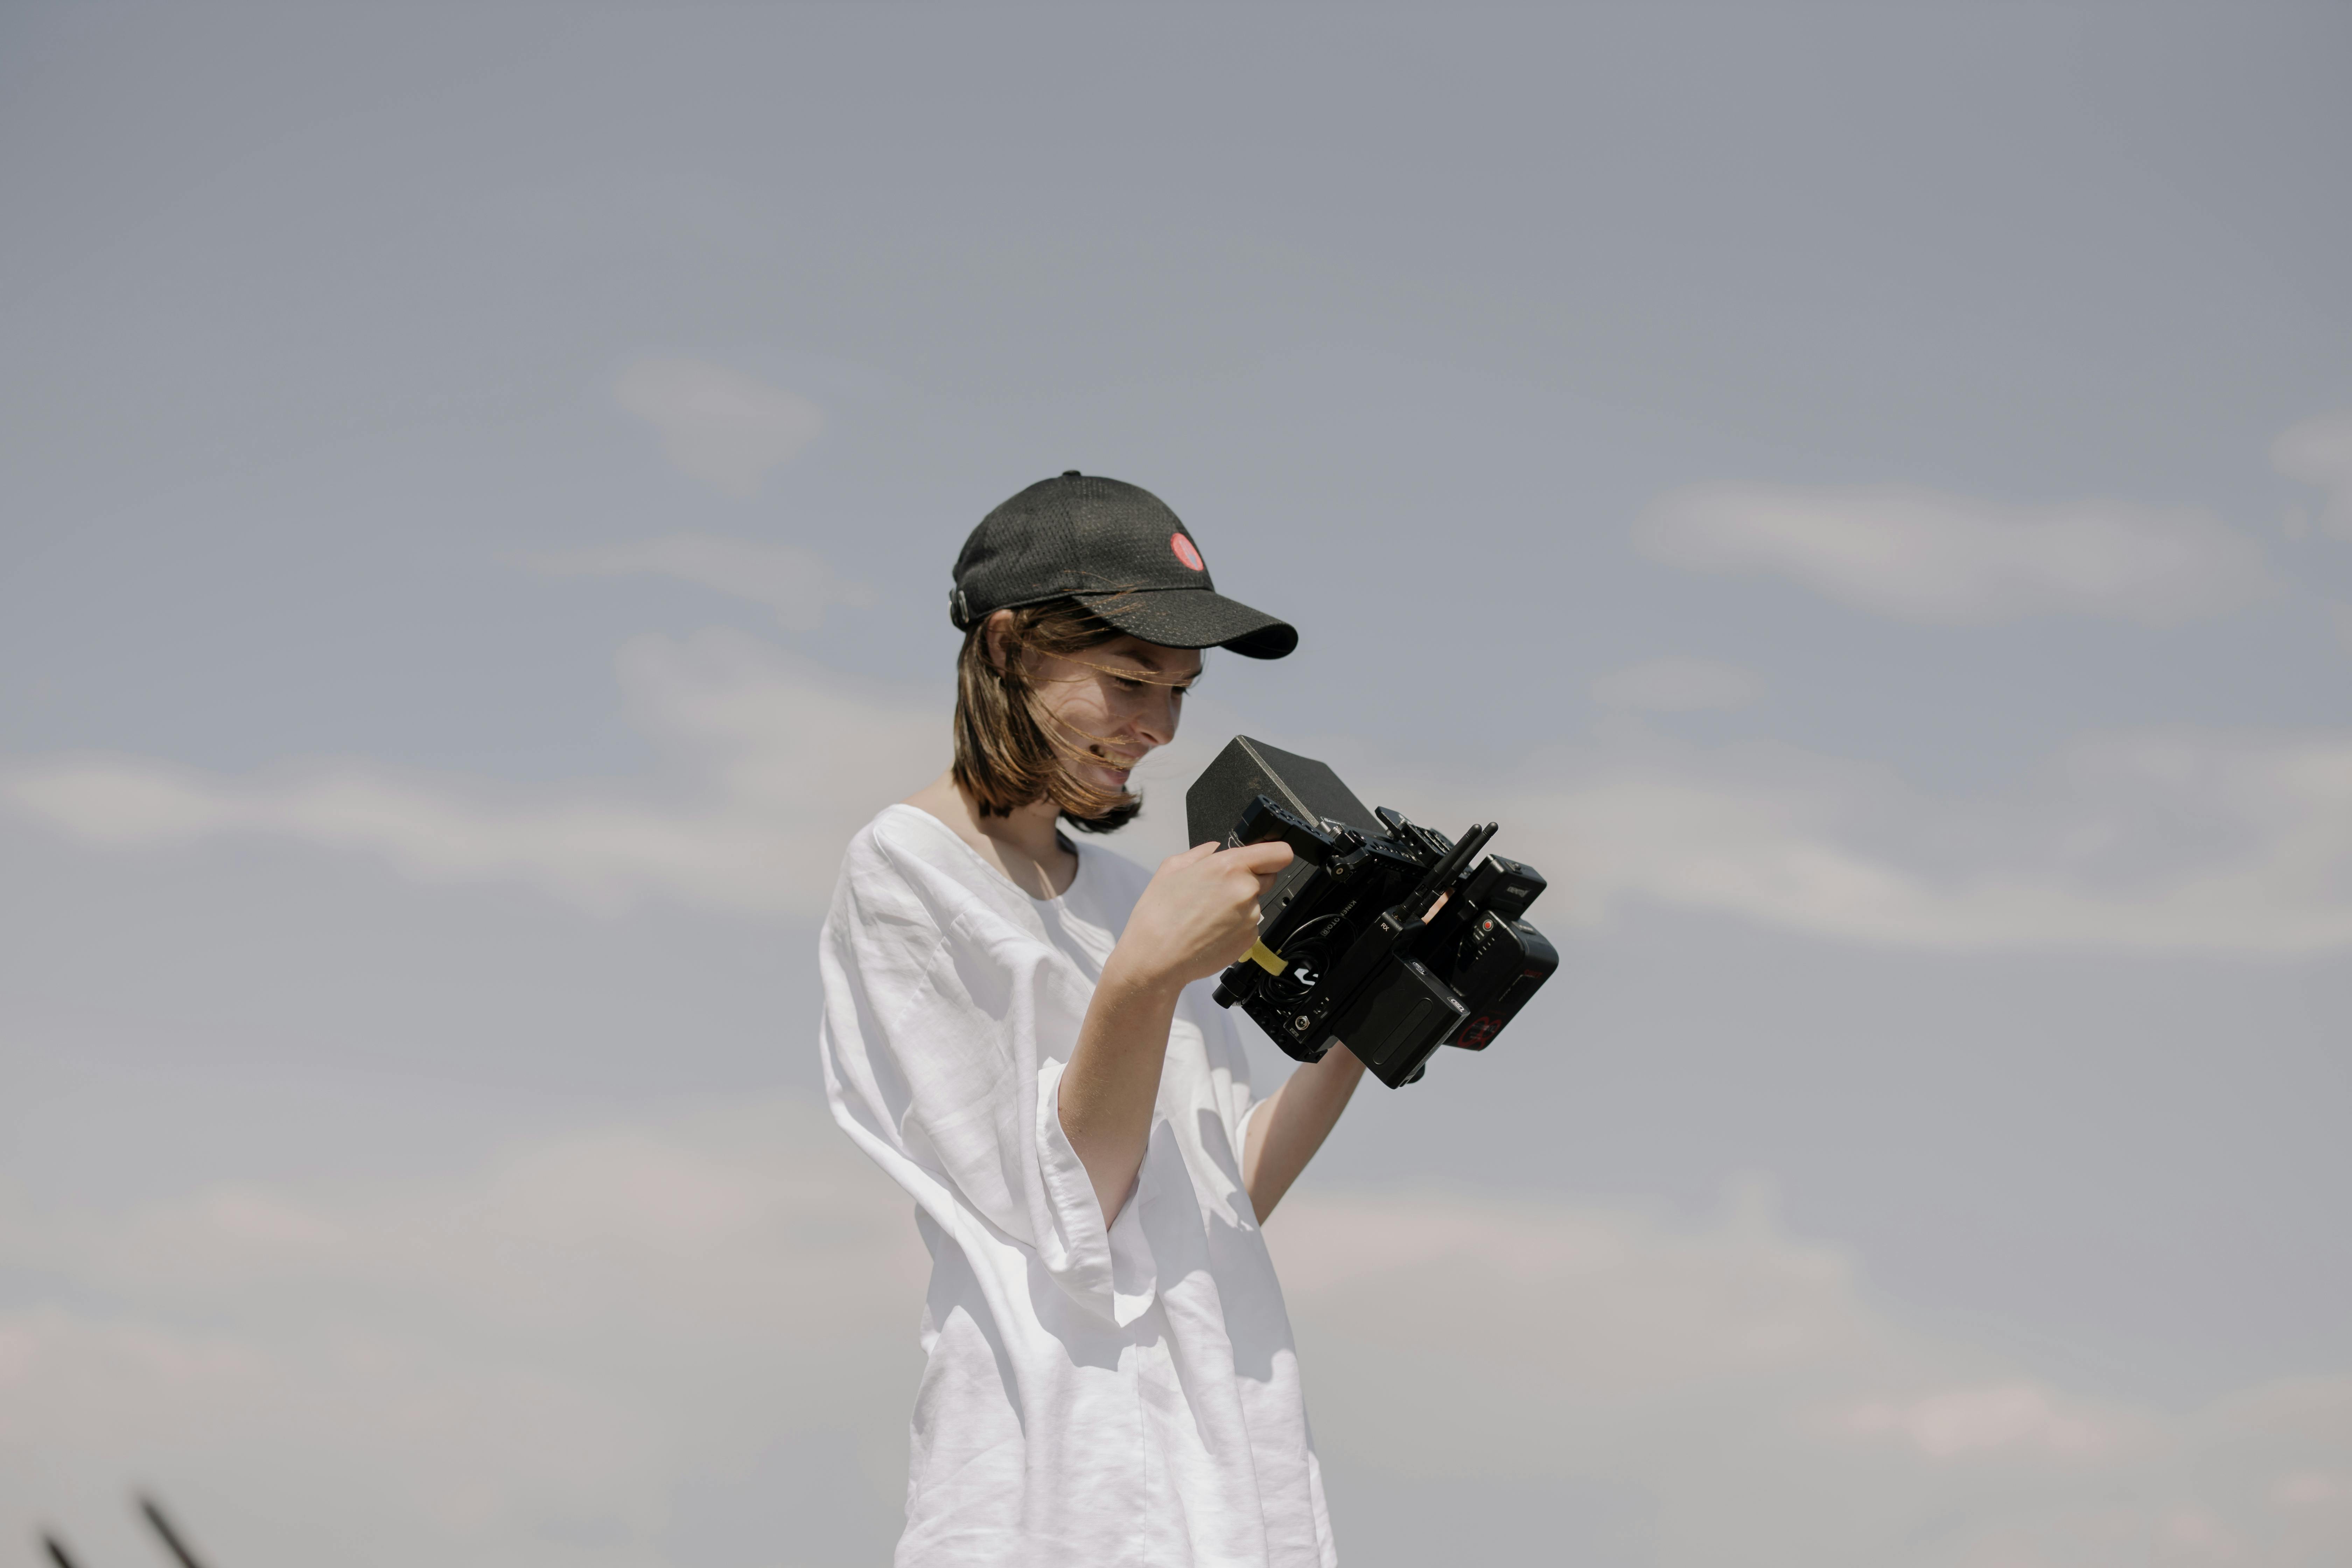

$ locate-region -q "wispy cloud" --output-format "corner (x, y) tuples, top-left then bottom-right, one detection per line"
(1281, 1183), (2350, 1563)
(7, 636), (2350, 951)
(528, 534), (875, 632)
(2273, 408), (2352, 540)
(612, 357), (825, 498)
(6, 1096), (2346, 1565)
(1635, 482), (2272, 626)
(0, 1097), (922, 1566)
(1840, 1382), (2114, 1459)
(1590, 657), (1762, 713)
(3, 630), (943, 918)
(1446, 726), (2352, 954)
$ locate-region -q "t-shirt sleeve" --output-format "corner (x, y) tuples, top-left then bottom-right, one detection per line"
(818, 825), (1157, 1325)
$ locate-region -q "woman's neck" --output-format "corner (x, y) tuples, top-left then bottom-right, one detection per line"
(903, 771), (1078, 899)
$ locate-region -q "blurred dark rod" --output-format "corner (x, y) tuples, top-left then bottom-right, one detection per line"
(136, 1498), (208, 1568)
(41, 1533), (80, 1568)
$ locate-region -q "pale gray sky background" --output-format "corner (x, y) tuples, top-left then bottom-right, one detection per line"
(3, 5), (2349, 1565)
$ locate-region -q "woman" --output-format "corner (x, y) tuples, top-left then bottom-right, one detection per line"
(819, 472), (1363, 1567)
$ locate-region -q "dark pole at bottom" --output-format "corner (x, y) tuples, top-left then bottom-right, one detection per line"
(136, 1497), (209, 1568)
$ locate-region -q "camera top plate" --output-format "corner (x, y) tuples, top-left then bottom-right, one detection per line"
(1186, 736), (1381, 850)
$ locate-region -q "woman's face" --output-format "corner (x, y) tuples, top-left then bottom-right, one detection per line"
(1019, 632), (1201, 797)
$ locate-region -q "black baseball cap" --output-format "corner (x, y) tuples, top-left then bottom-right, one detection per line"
(950, 472), (1298, 659)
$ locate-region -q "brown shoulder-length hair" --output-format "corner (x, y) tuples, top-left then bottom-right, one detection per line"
(952, 598), (1144, 833)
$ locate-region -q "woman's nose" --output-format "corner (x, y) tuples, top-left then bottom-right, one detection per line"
(1133, 687), (1178, 746)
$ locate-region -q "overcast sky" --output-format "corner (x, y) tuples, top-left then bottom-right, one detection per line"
(3, 5), (2349, 1566)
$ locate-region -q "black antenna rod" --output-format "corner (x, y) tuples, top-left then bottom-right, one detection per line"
(137, 1496), (210, 1568)
(1450, 822), (1500, 888)
(42, 1533), (81, 1568)
(1408, 821), (1497, 911)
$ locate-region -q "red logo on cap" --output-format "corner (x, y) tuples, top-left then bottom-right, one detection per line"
(1170, 532), (1206, 572)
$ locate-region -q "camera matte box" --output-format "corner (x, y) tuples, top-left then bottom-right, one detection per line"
(1186, 736), (1381, 850)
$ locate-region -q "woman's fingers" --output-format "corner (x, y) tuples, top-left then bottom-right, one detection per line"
(1216, 844), (1288, 918)
(1222, 841), (1295, 876)
(1217, 842), (1294, 906)
(1123, 839), (1303, 987)
(1163, 841), (1222, 874)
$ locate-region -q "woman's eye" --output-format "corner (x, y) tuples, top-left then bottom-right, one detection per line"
(1108, 672), (1192, 695)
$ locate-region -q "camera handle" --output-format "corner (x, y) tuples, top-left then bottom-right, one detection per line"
(1406, 820), (1497, 914)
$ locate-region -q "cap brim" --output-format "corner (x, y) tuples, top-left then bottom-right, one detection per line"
(1074, 587), (1298, 659)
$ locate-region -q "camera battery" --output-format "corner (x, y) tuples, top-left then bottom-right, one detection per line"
(1332, 955), (1470, 1090)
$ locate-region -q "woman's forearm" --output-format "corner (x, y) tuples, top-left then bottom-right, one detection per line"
(1242, 1045), (1366, 1222)
(1058, 952), (1184, 1224)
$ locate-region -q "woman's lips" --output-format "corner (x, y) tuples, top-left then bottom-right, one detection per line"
(1086, 748), (1138, 789)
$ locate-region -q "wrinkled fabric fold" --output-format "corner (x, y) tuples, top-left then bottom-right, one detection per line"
(1034, 1054), (1161, 1325)
(820, 805), (1337, 1568)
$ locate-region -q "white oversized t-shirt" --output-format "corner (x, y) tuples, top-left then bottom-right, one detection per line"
(818, 805), (1337, 1568)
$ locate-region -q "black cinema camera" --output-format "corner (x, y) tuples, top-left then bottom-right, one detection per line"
(1186, 736), (1559, 1090)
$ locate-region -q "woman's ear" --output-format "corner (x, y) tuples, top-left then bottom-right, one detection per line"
(982, 609), (1016, 673)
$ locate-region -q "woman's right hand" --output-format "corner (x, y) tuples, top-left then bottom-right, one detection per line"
(1108, 840), (1295, 993)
